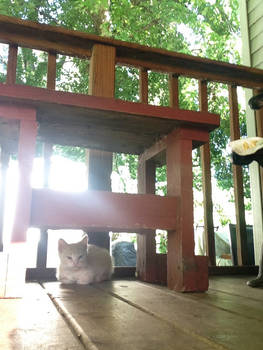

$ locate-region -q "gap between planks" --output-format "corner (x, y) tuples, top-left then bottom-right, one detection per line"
(42, 281), (227, 350)
(94, 284), (228, 350)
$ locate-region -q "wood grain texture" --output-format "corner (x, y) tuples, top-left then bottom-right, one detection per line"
(43, 277), (263, 350)
(0, 284), (83, 349)
(166, 128), (208, 291)
(44, 282), (214, 350)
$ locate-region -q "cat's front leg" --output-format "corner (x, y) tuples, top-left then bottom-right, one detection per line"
(76, 269), (94, 285)
(58, 275), (76, 284)
(57, 269), (76, 284)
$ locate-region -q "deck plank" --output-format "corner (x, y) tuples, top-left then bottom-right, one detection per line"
(44, 282), (217, 350)
(0, 283), (83, 350)
(96, 280), (263, 350)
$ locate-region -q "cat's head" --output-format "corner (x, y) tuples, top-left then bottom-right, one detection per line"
(58, 236), (88, 268)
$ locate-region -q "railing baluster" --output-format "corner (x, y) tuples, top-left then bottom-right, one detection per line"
(229, 84), (248, 266)
(6, 44), (18, 85)
(47, 52), (57, 90)
(253, 89), (263, 200)
(139, 68), (148, 104)
(199, 80), (216, 266)
(169, 73), (179, 108)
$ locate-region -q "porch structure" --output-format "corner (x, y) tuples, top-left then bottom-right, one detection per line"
(0, 14), (263, 292)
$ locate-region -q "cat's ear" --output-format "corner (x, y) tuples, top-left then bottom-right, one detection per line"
(58, 238), (67, 252)
(81, 235), (88, 246)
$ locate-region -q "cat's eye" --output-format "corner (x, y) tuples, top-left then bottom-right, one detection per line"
(67, 256), (72, 260)
(78, 255), (83, 260)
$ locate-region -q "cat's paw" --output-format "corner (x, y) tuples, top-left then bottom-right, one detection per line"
(59, 277), (76, 284)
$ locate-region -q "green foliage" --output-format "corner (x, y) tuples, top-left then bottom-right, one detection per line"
(156, 230), (167, 254)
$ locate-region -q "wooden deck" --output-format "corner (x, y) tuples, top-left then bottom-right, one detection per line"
(1, 274), (263, 349)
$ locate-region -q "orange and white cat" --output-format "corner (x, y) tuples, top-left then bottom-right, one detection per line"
(57, 235), (113, 285)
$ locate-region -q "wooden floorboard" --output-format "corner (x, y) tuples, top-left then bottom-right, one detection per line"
(1, 276), (263, 349)
(43, 277), (263, 350)
(44, 282), (215, 350)
(0, 283), (83, 350)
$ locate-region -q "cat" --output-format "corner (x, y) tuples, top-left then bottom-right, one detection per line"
(57, 235), (113, 285)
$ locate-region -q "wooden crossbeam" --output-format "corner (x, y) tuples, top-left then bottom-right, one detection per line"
(30, 189), (177, 232)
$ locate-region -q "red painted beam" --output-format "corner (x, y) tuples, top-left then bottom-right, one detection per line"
(0, 83), (220, 131)
(30, 189), (177, 232)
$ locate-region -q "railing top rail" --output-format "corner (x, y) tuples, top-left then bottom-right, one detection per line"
(1, 14), (263, 89)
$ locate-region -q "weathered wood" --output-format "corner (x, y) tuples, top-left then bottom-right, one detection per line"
(199, 80), (216, 266)
(0, 146), (9, 252)
(166, 128), (209, 291)
(229, 85), (248, 265)
(88, 44), (115, 98)
(86, 44), (115, 249)
(44, 282), (214, 350)
(6, 44), (17, 85)
(0, 284), (83, 349)
(137, 159), (157, 283)
(1, 14), (263, 88)
(43, 278), (263, 350)
(47, 52), (56, 90)
(30, 189), (177, 232)
(139, 68), (148, 103)
(169, 73), (179, 108)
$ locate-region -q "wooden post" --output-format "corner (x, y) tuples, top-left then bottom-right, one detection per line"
(47, 52), (57, 90)
(12, 116), (38, 242)
(166, 128), (208, 291)
(0, 145), (10, 251)
(35, 52), (56, 268)
(36, 143), (53, 269)
(199, 80), (216, 266)
(137, 67), (157, 282)
(6, 44), (17, 85)
(139, 68), (148, 104)
(169, 73), (179, 108)
(137, 158), (157, 282)
(228, 85), (248, 265)
(86, 44), (116, 249)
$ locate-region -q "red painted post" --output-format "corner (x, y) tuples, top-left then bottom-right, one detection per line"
(166, 127), (208, 292)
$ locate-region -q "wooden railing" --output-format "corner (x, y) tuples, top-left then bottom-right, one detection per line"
(1, 14), (263, 271)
